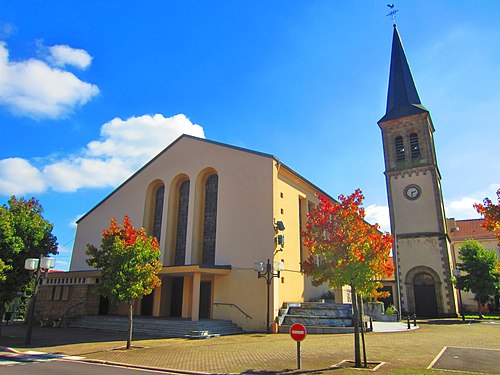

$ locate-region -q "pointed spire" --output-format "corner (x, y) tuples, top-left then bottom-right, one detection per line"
(379, 25), (427, 123)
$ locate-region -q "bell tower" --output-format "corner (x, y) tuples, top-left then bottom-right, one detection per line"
(378, 25), (458, 317)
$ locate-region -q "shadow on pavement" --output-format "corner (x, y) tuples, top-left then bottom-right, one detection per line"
(0, 323), (156, 350)
(240, 368), (338, 374)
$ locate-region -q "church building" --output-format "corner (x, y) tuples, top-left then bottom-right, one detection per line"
(35, 23), (463, 331)
(38, 135), (334, 332)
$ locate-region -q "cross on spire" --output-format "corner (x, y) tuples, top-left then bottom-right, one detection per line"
(386, 4), (399, 25)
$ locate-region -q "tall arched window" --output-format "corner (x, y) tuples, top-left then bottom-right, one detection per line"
(174, 180), (190, 265)
(202, 174), (218, 265)
(409, 133), (421, 159)
(395, 136), (405, 161)
(152, 185), (165, 241)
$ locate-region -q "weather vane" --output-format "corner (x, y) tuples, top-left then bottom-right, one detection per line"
(386, 4), (399, 25)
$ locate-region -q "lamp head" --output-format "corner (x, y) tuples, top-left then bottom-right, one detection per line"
(40, 257), (56, 270)
(24, 258), (39, 271)
(254, 262), (265, 272)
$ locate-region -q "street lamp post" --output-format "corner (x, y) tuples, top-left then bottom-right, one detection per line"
(254, 259), (284, 333)
(24, 256), (55, 344)
(452, 268), (465, 321)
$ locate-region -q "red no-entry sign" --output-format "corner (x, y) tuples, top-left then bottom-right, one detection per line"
(289, 323), (307, 342)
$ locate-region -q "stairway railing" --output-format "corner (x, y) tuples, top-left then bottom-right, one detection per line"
(213, 302), (252, 319)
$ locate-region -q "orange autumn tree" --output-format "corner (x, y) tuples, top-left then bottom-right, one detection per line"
(86, 216), (162, 349)
(474, 189), (500, 247)
(302, 189), (394, 368)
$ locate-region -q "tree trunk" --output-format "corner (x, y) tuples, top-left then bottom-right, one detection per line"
(351, 285), (361, 368)
(126, 302), (133, 349)
(477, 300), (483, 319)
(357, 294), (367, 367)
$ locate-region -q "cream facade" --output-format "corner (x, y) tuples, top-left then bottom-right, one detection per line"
(378, 26), (458, 317)
(41, 135), (332, 331)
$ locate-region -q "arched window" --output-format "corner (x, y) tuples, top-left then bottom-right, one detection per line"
(410, 133), (421, 159)
(152, 185), (165, 241)
(395, 136), (405, 161)
(174, 180), (190, 265)
(202, 174), (218, 265)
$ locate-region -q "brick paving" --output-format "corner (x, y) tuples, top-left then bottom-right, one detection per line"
(1, 320), (499, 374)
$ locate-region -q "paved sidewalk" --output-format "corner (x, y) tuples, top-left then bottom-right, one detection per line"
(1, 320), (498, 374)
(372, 321), (418, 332)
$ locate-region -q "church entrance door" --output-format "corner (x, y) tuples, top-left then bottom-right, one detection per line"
(413, 273), (438, 317)
(141, 291), (154, 316)
(170, 277), (184, 317)
(199, 281), (211, 319)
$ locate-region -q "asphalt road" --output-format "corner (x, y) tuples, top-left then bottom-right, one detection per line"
(1, 360), (180, 374)
(0, 354), (177, 375)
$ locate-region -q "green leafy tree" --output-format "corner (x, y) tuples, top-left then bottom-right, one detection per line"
(86, 216), (162, 349)
(0, 259), (10, 282)
(302, 189), (394, 368)
(456, 240), (500, 318)
(0, 196), (58, 336)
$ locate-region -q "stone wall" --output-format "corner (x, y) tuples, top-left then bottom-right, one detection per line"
(35, 284), (101, 324)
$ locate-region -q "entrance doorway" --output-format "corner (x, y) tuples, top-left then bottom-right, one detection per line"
(98, 296), (109, 315)
(141, 291), (154, 316)
(199, 281), (212, 319)
(170, 277), (184, 317)
(413, 273), (438, 317)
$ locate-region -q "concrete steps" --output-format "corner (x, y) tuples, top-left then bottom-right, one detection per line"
(278, 302), (355, 334)
(68, 315), (243, 338)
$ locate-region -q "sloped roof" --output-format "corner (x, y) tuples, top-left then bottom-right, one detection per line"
(76, 134), (335, 223)
(379, 25), (428, 123)
(450, 219), (496, 241)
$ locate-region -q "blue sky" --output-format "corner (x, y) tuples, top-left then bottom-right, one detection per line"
(1, 1), (499, 271)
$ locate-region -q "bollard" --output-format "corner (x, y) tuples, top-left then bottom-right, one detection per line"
(406, 315), (410, 329)
(413, 315), (417, 327)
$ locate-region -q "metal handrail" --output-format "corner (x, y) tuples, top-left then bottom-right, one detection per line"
(213, 302), (252, 319)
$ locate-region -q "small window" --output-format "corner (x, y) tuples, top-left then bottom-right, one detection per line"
(62, 286), (70, 301)
(410, 133), (421, 159)
(395, 136), (405, 161)
(51, 286), (57, 301)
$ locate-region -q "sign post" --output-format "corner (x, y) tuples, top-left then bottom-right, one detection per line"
(290, 323), (307, 369)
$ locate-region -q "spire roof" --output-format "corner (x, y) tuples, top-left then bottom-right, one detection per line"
(379, 25), (428, 123)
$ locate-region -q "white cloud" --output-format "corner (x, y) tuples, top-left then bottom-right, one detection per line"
(0, 113), (205, 195)
(0, 158), (46, 194)
(365, 204), (390, 233)
(47, 44), (92, 69)
(86, 114), (205, 162)
(445, 183), (500, 220)
(0, 42), (99, 118)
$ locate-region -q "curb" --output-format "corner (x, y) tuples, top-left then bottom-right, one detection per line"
(71, 358), (217, 375)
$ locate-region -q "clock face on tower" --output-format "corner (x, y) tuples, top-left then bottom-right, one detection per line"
(404, 184), (421, 200)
